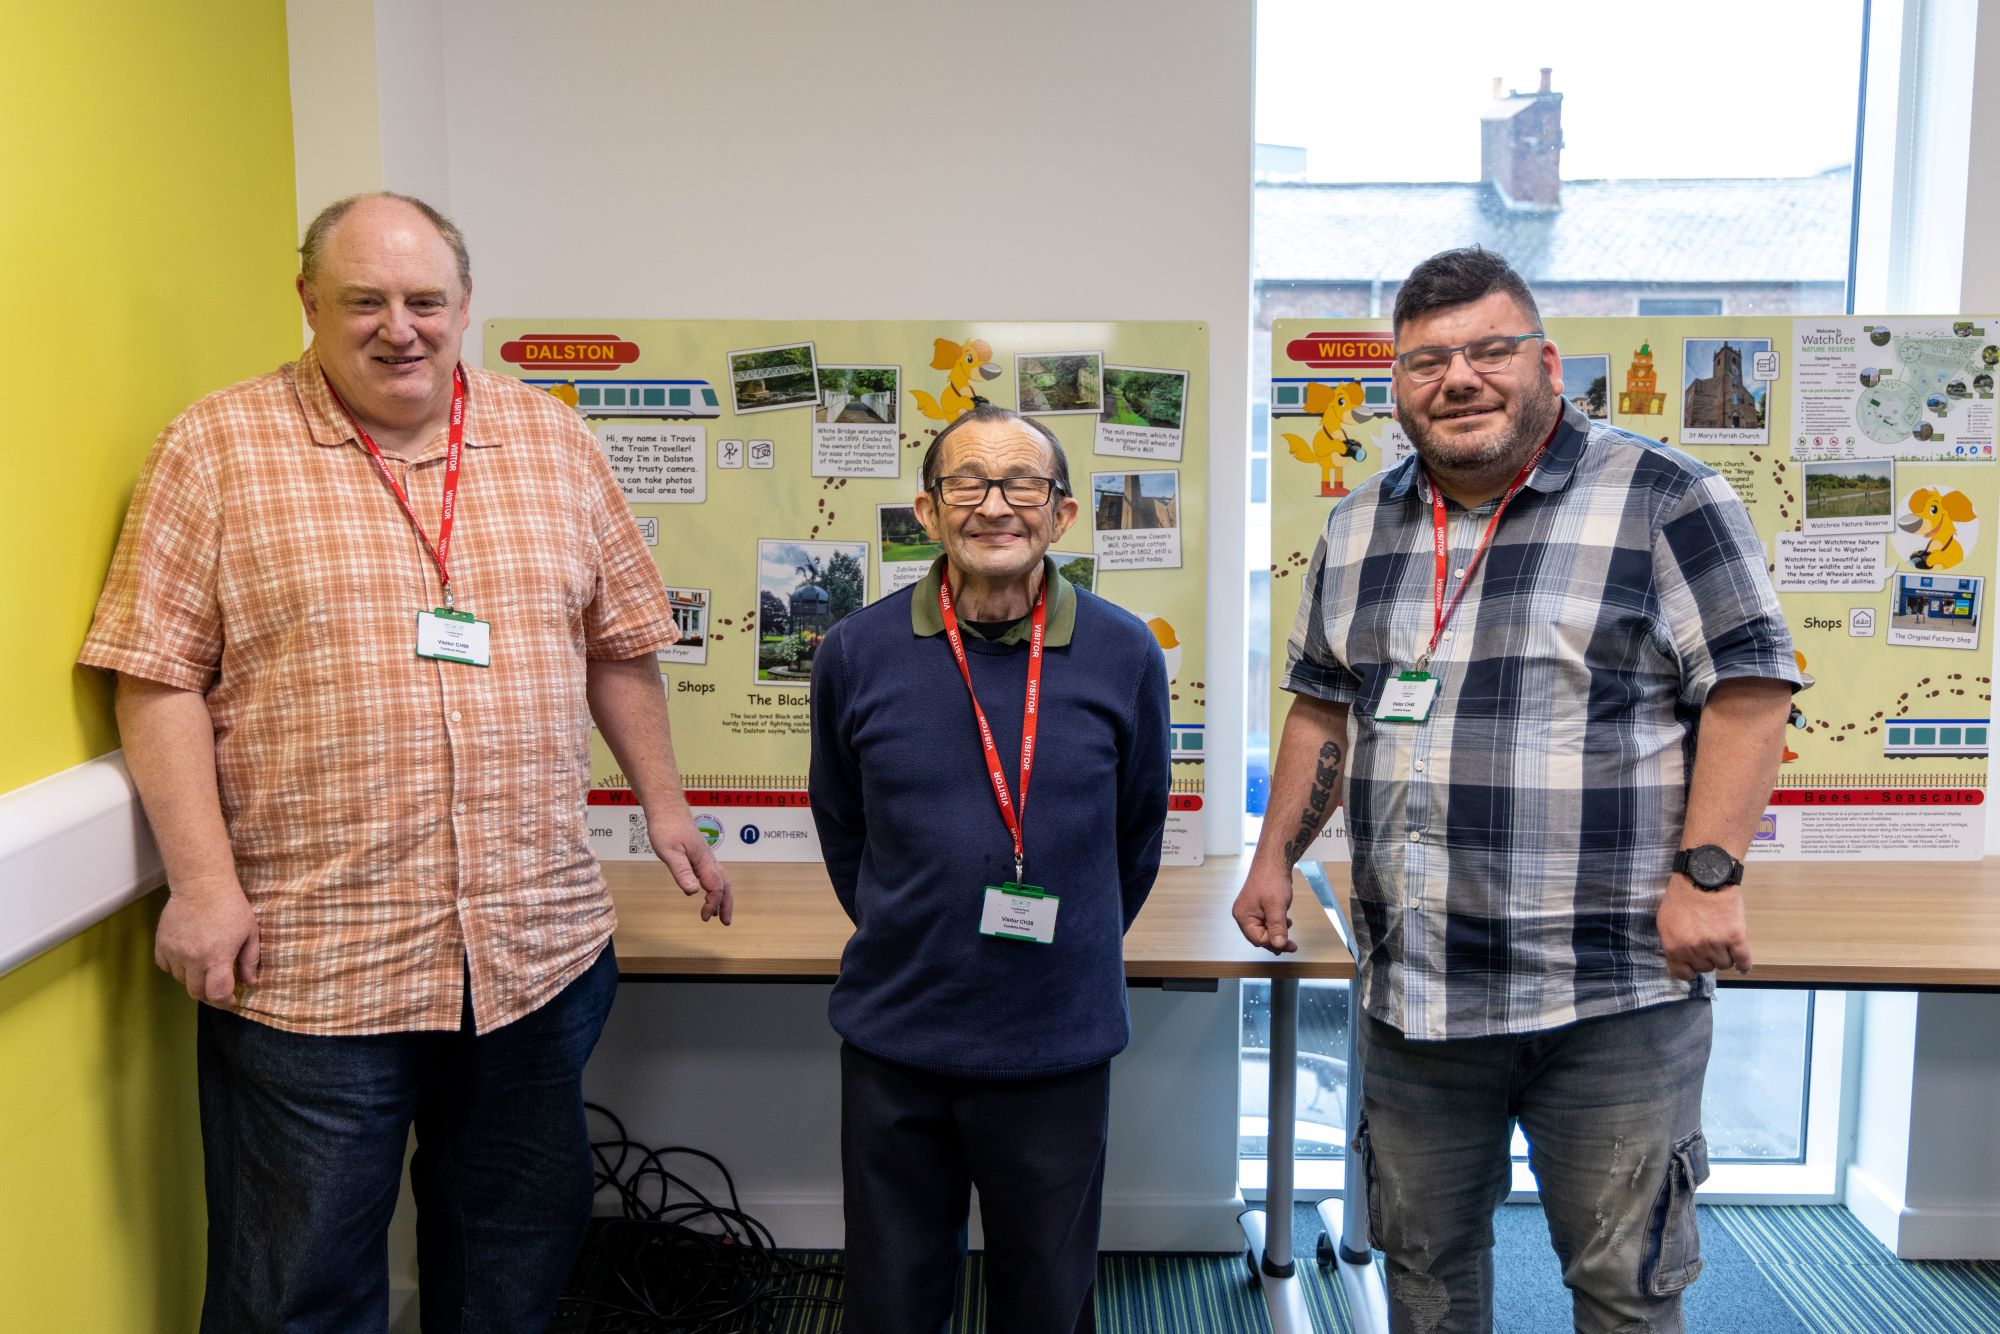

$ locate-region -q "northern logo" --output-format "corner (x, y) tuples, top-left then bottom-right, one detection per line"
(739, 824), (762, 845)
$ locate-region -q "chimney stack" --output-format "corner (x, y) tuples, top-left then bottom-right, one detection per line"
(1480, 67), (1564, 212)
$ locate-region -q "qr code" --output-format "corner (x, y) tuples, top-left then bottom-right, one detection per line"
(627, 817), (653, 857)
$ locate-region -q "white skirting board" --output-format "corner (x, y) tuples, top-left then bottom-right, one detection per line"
(0, 752), (162, 977)
(1846, 1162), (2000, 1260)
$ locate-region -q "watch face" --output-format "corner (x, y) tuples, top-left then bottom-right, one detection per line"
(1687, 845), (1736, 887)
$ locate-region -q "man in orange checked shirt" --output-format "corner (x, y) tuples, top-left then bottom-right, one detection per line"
(80, 192), (729, 1333)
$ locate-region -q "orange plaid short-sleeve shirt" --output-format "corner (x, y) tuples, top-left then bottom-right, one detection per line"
(80, 345), (678, 1035)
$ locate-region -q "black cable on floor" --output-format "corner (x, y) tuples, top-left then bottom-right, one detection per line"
(547, 1103), (844, 1333)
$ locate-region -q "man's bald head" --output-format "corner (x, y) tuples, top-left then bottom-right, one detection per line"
(300, 192), (471, 290)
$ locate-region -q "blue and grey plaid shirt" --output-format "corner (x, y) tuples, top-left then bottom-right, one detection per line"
(1283, 404), (1799, 1039)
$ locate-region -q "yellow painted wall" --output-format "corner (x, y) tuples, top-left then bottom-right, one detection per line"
(1, 2), (298, 1328)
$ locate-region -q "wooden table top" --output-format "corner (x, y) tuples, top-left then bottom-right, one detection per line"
(1309, 857), (2000, 991)
(606, 856), (1353, 982)
(611, 855), (2000, 990)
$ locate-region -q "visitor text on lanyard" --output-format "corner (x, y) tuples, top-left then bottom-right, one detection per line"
(938, 575), (1046, 884)
(325, 367), (491, 667)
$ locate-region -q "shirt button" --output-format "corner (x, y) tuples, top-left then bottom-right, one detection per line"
(1408, 830), (1422, 842)
(456, 801), (468, 814)
(1453, 567), (1465, 579)
(449, 710), (462, 722)
(1442, 629), (1455, 639)
(1413, 759), (1426, 772)
(457, 898), (470, 911)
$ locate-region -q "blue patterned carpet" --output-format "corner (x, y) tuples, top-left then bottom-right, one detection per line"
(554, 1204), (2000, 1331)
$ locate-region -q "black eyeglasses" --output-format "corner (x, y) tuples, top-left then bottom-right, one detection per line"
(932, 475), (1064, 507)
(1395, 332), (1545, 383)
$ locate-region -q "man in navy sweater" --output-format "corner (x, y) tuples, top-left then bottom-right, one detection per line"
(809, 401), (1171, 1333)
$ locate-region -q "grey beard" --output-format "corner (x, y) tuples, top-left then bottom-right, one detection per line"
(1399, 385), (1561, 488)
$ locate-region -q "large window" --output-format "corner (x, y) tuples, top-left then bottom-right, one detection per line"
(1243, 0), (1869, 1198)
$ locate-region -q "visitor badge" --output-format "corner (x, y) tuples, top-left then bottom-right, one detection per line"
(416, 607), (492, 667)
(980, 883), (1060, 944)
(1374, 671), (1438, 724)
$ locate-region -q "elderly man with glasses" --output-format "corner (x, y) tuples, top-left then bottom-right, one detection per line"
(809, 400), (1170, 1332)
(1234, 248), (1798, 1334)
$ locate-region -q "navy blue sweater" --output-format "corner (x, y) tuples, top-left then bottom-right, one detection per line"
(808, 569), (1171, 1078)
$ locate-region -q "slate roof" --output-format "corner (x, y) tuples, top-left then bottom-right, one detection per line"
(1254, 169), (1852, 285)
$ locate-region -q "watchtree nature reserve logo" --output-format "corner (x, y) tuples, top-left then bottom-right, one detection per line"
(693, 814), (724, 847)
(498, 334), (642, 370)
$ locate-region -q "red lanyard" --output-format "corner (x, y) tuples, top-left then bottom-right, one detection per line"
(325, 367), (468, 608)
(1419, 437), (1547, 671)
(938, 575), (1047, 883)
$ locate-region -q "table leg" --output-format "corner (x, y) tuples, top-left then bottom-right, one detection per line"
(1239, 976), (1314, 1331)
(1314, 986), (1389, 1333)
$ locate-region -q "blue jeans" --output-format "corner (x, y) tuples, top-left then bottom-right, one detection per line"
(196, 944), (619, 1333)
(1355, 999), (1713, 1334)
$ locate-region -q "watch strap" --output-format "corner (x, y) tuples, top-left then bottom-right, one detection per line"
(1674, 844), (1744, 891)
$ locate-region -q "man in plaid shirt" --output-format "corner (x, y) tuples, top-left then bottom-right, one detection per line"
(81, 193), (731, 1332)
(1234, 248), (1797, 1333)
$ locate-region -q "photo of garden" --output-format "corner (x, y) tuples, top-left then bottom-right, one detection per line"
(877, 505), (941, 564)
(755, 539), (867, 684)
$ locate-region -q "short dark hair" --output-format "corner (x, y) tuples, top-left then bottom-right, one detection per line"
(300, 192), (472, 290)
(1392, 247), (1541, 339)
(920, 400), (1072, 498)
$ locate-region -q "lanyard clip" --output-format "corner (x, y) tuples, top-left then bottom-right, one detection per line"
(1014, 855), (1025, 884)
(442, 582), (455, 611)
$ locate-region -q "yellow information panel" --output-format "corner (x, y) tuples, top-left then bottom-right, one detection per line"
(1270, 315), (1996, 861)
(487, 319), (1210, 864)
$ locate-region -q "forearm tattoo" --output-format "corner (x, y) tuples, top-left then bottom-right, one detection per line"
(1282, 741), (1343, 865)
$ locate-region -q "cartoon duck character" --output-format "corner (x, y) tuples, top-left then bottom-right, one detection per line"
(1783, 651), (1814, 763)
(1281, 381), (1374, 498)
(1144, 616), (1182, 685)
(1899, 486), (1975, 570)
(541, 381), (582, 413)
(910, 337), (1001, 423)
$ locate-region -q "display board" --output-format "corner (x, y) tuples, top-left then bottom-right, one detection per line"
(1269, 315), (1997, 861)
(487, 319), (1210, 864)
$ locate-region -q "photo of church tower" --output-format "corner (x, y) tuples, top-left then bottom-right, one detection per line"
(1683, 339), (1768, 430)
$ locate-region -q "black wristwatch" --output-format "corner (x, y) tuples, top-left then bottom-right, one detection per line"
(1673, 844), (1744, 892)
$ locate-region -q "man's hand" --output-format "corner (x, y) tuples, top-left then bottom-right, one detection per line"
(1657, 876), (1752, 980)
(1233, 860), (1299, 955)
(647, 800), (734, 925)
(155, 874), (260, 1005)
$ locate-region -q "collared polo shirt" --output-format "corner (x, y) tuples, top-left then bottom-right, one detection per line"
(80, 344), (678, 1035)
(1282, 403), (1799, 1039)
(907, 554), (1080, 646)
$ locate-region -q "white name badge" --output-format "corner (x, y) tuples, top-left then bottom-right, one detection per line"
(1374, 671), (1439, 724)
(416, 608), (492, 667)
(979, 883), (1060, 944)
